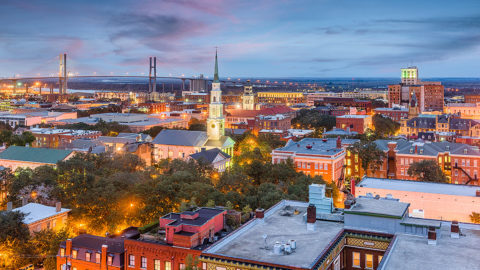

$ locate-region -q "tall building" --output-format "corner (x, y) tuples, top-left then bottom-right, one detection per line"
(206, 50), (225, 141)
(388, 67), (444, 112)
(242, 80), (255, 110)
(401, 66), (419, 85)
(190, 74), (208, 92)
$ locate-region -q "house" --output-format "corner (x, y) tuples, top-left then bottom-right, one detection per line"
(11, 202), (70, 234)
(0, 146), (74, 170)
(189, 148), (231, 172)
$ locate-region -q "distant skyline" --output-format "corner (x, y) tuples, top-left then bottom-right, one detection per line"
(1, 0), (479, 78)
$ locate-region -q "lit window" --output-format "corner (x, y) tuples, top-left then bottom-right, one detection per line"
(202, 262), (207, 270)
(141, 256), (147, 268)
(154, 260), (161, 270)
(108, 255), (113, 266)
(85, 252), (91, 262)
(60, 248), (65, 257)
(366, 253), (373, 269)
(352, 252), (360, 267)
(347, 159), (351, 166)
(347, 168), (351, 176)
(180, 263), (185, 270)
(129, 255), (135, 267)
(325, 164), (328, 170)
(165, 261), (171, 270)
(378, 255), (383, 263)
(96, 253), (101, 264)
(72, 250), (77, 259)
(355, 165), (359, 172)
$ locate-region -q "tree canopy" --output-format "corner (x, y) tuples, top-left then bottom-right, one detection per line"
(57, 119), (131, 136)
(407, 160), (449, 183)
(292, 109), (336, 133)
(347, 140), (385, 175)
(0, 130), (35, 147)
(372, 114), (400, 137)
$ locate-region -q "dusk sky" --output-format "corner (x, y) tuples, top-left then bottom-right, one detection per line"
(1, 0), (480, 78)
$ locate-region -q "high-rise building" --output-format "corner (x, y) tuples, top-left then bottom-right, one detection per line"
(242, 80), (255, 110)
(388, 67), (444, 113)
(190, 74), (207, 92)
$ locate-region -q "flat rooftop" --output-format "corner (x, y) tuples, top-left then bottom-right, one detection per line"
(14, 203), (70, 224)
(359, 177), (480, 197)
(345, 197), (409, 218)
(383, 227), (480, 269)
(204, 200), (343, 268)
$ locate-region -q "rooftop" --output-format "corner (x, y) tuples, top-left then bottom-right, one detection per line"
(383, 227), (480, 270)
(152, 130), (208, 146)
(60, 234), (125, 254)
(0, 146), (73, 164)
(359, 177), (480, 197)
(336, 114), (371, 119)
(13, 203), (70, 224)
(273, 138), (357, 156)
(161, 208), (226, 227)
(345, 197), (409, 219)
(204, 200), (343, 269)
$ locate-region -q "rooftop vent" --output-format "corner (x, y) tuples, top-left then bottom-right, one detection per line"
(322, 139), (327, 143)
(451, 221), (460, 239)
(306, 145), (312, 149)
(428, 227), (437, 246)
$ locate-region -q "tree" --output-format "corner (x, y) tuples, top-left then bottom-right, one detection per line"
(0, 211), (30, 242)
(292, 109), (336, 132)
(347, 140), (385, 176)
(372, 114), (400, 137)
(470, 212), (480, 224)
(188, 118), (206, 131)
(185, 254), (199, 270)
(142, 126), (164, 137)
(30, 228), (71, 269)
(407, 160), (448, 183)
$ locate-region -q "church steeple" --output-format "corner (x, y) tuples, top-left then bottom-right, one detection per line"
(213, 48), (219, 83)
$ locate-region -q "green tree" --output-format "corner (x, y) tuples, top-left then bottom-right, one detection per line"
(30, 228), (71, 270)
(0, 211), (30, 242)
(188, 118), (206, 131)
(347, 140), (386, 176)
(292, 109), (336, 132)
(185, 254), (199, 270)
(407, 160), (448, 183)
(372, 114), (400, 137)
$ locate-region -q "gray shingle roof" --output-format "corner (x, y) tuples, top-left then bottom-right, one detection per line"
(152, 130), (208, 147)
(190, 148), (230, 164)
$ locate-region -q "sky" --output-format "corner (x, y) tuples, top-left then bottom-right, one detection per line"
(1, 0), (480, 78)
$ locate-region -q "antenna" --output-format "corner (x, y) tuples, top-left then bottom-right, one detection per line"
(263, 234), (268, 249)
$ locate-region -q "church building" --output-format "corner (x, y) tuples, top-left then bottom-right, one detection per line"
(152, 51), (235, 162)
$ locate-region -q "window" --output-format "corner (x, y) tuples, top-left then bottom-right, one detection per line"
(365, 254), (373, 269)
(315, 163), (318, 170)
(319, 163), (323, 170)
(129, 255), (135, 267)
(96, 253), (101, 263)
(400, 169), (404, 175)
(154, 260), (161, 270)
(202, 262), (207, 270)
(355, 165), (359, 172)
(165, 261), (171, 270)
(108, 255), (113, 266)
(378, 255), (383, 263)
(347, 159), (351, 166)
(60, 248), (65, 257)
(141, 256), (147, 268)
(72, 250), (78, 259)
(85, 252), (91, 262)
(347, 168), (351, 176)
(325, 164), (328, 170)
(352, 252), (360, 267)
(180, 263), (185, 270)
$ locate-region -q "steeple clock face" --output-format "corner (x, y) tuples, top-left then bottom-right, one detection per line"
(211, 124), (215, 129)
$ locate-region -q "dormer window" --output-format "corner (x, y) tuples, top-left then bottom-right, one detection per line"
(410, 148), (413, 153)
(464, 149), (468, 154)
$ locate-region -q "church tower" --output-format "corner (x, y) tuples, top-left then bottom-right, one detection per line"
(408, 91), (419, 118)
(207, 49), (225, 141)
(242, 80), (255, 110)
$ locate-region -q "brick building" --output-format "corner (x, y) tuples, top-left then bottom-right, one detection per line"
(57, 235), (125, 270)
(345, 139), (480, 185)
(464, 94), (480, 103)
(272, 137), (357, 183)
(336, 115), (373, 134)
(314, 97), (373, 114)
(253, 114), (293, 134)
(374, 107), (408, 121)
(124, 208), (226, 270)
(30, 128), (101, 148)
(256, 91), (305, 105)
(400, 114), (480, 138)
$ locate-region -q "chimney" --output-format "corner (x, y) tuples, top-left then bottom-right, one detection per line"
(66, 239), (72, 258)
(22, 197), (28, 206)
(101, 244), (108, 269)
(476, 190), (480, 197)
(7, 201), (12, 211)
(415, 145), (418, 154)
(336, 136), (341, 149)
(255, 208), (265, 219)
(451, 221), (460, 239)
(307, 204), (316, 231)
(427, 227), (437, 245)
(56, 202), (62, 212)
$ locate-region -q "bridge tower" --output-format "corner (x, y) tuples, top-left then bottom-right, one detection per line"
(58, 53), (67, 94)
(149, 57), (157, 93)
